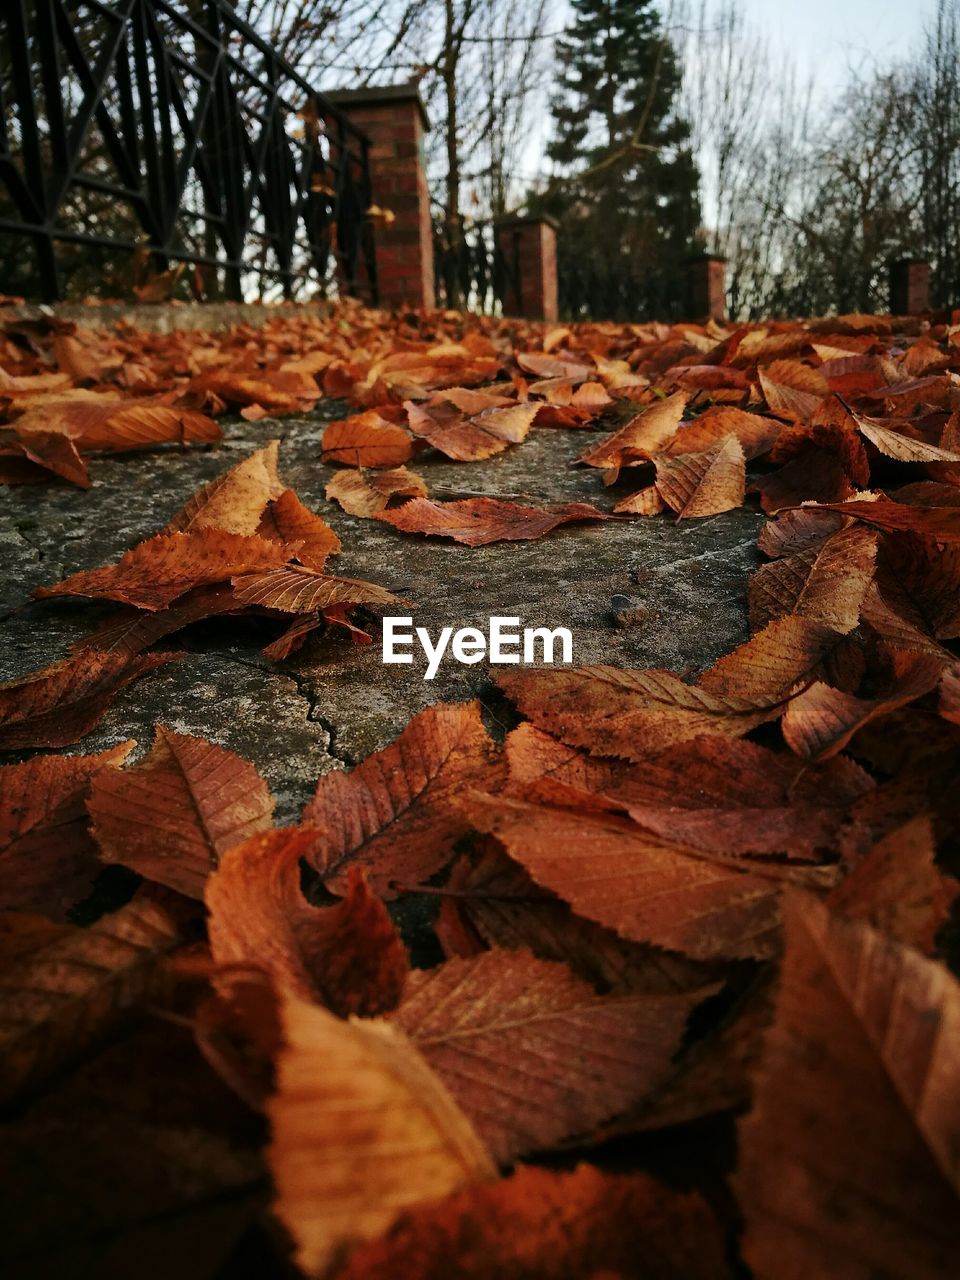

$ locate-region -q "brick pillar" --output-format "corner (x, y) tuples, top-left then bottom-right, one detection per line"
(325, 84), (435, 311)
(890, 258), (930, 314)
(686, 255), (727, 320)
(494, 215), (559, 322)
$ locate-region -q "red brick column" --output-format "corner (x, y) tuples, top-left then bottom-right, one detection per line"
(495, 216), (559, 322)
(890, 258), (930, 314)
(686, 255), (727, 320)
(326, 84), (435, 311)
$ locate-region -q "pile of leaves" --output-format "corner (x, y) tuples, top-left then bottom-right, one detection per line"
(4, 298), (960, 1277)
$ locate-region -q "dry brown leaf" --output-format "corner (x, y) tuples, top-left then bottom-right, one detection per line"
(325, 465), (427, 516)
(0, 743), (134, 918)
(576, 390), (688, 468)
(516, 351), (592, 381)
(857, 412), (960, 463)
(494, 665), (785, 761)
(230, 563), (401, 612)
(436, 386), (515, 413)
(758, 359), (828, 421)
(757, 506), (846, 558)
(405, 399), (539, 461)
(612, 483), (666, 515)
(68, 403), (221, 452)
(302, 701), (502, 896)
(256, 487), (341, 569)
(377, 496), (609, 546)
(268, 989), (495, 1276)
(35, 530), (291, 610)
(16, 430), (90, 487)
(748, 524), (879, 633)
(582, 733), (871, 859)
(437, 836), (717, 996)
(88, 726), (275, 899)
(736, 893), (960, 1280)
(389, 949), (711, 1162)
(0, 890), (187, 1103)
(828, 817), (957, 954)
(0, 648), (181, 750)
(335, 1163), (730, 1280)
(872, 531), (960, 641)
(164, 440), (283, 535)
(698, 616), (846, 701)
(782, 652), (945, 760)
(654, 433), (746, 518)
(666, 404), (782, 460)
(801, 497), (960, 541)
(206, 828), (407, 1016)
(321, 411), (415, 467)
(464, 792), (832, 960)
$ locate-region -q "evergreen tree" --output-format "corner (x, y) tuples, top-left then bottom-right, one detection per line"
(536, 0), (701, 317)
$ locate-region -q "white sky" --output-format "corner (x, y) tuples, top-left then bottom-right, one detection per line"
(520, 0), (943, 197)
(736, 0), (941, 91)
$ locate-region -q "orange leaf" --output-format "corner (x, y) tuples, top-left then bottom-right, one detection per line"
(494, 665), (785, 761)
(230, 564), (401, 612)
(666, 404), (782, 460)
(164, 440), (283, 535)
(464, 791), (832, 960)
(303, 701), (502, 896)
(257, 488), (340, 569)
(377, 496), (608, 546)
(0, 890), (187, 1103)
(87, 726), (275, 899)
(17, 430), (90, 488)
(0, 743), (134, 918)
(389, 949), (711, 1163)
(828, 817), (958, 954)
(748, 524), (878, 634)
(336, 1163), (730, 1280)
(35, 530), (291, 610)
(736, 894), (960, 1280)
(325, 465), (427, 516)
(206, 830), (407, 1016)
(405, 399), (538, 460)
(321, 411), (414, 467)
(758, 359), (828, 421)
(0, 648), (181, 750)
(577, 391), (688, 468)
(267, 989), (495, 1276)
(654, 434), (746, 518)
(437, 834), (715, 995)
(782, 653), (944, 761)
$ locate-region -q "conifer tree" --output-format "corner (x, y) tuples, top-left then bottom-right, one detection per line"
(537, 0), (701, 315)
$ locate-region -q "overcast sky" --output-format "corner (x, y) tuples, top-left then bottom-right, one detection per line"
(736, 0), (941, 90)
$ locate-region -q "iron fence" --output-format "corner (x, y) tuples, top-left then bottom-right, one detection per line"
(433, 213), (518, 314)
(0, 0), (378, 302)
(558, 250), (687, 323)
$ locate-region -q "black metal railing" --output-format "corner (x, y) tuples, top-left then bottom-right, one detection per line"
(433, 213), (518, 314)
(0, 0), (378, 302)
(558, 251), (686, 323)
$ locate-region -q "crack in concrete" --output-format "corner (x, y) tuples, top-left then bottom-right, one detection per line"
(307, 709), (357, 768)
(213, 650), (358, 768)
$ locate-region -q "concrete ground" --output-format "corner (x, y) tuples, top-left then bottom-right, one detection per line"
(1, 406), (763, 825)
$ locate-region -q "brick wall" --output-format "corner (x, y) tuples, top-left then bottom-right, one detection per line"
(326, 86), (435, 311)
(495, 217), (559, 322)
(889, 259), (930, 315)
